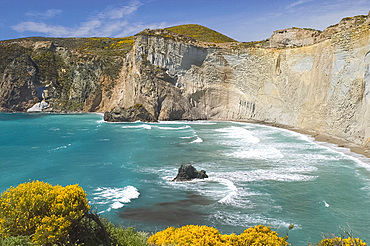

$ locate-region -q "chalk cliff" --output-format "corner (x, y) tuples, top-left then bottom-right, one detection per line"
(1, 13), (370, 148)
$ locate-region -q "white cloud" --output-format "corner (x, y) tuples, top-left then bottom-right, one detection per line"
(286, 0), (315, 10)
(11, 0), (150, 37)
(26, 9), (63, 19)
(106, 1), (141, 19)
(12, 22), (69, 36)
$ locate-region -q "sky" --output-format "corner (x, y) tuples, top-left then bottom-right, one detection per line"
(0, 0), (370, 42)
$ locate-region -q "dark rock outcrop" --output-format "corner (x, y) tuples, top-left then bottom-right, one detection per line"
(172, 164), (208, 181)
(0, 54), (41, 111)
(104, 104), (157, 122)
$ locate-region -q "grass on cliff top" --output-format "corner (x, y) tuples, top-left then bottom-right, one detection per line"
(165, 24), (237, 43)
(0, 36), (134, 57)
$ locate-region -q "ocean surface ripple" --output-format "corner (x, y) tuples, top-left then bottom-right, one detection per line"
(0, 113), (369, 245)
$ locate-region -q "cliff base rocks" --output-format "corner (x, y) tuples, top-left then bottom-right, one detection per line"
(172, 165), (208, 181)
(104, 104), (157, 122)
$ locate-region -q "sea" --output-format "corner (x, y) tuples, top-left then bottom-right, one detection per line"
(0, 112), (369, 245)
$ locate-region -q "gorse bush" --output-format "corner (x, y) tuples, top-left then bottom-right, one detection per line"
(0, 181), (367, 246)
(148, 224), (288, 246)
(0, 181), (90, 245)
(0, 235), (33, 246)
(0, 181), (149, 246)
(316, 237), (367, 246)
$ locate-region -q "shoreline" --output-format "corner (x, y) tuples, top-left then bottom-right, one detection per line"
(237, 119), (370, 160)
(2, 111), (369, 161)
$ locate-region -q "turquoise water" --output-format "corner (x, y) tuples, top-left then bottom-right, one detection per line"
(1, 113), (370, 245)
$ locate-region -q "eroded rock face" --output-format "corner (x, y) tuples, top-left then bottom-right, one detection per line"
(0, 54), (40, 111)
(103, 104), (157, 122)
(1, 12), (370, 148)
(172, 165), (208, 181)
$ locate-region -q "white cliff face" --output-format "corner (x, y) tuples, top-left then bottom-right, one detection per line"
(106, 17), (370, 147)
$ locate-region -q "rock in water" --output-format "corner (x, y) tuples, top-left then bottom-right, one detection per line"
(104, 104), (157, 122)
(172, 164), (208, 181)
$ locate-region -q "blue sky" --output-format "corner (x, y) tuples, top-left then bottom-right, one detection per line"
(1, 0), (369, 42)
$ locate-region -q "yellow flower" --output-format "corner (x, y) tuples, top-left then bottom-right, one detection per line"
(0, 181), (90, 245)
(148, 224), (288, 246)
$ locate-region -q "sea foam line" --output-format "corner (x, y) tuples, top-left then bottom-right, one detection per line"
(121, 124), (152, 130)
(158, 120), (217, 125)
(92, 186), (140, 212)
(157, 125), (191, 130)
(215, 126), (260, 144)
(209, 210), (297, 229)
(191, 135), (203, 143)
(49, 143), (71, 152)
(226, 146), (284, 159)
(211, 177), (239, 204)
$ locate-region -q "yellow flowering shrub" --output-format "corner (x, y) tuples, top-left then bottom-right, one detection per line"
(0, 181), (90, 245)
(316, 236), (367, 246)
(238, 225), (288, 246)
(148, 225), (288, 246)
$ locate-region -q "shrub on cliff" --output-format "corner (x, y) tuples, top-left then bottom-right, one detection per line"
(316, 236), (367, 246)
(0, 181), (90, 245)
(148, 224), (288, 246)
(0, 181), (149, 246)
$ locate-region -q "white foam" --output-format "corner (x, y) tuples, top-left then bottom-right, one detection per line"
(210, 210), (296, 229)
(49, 143), (71, 152)
(191, 136), (203, 143)
(226, 146), (284, 159)
(188, 121), (217, 125)
(248, 122), (370, 170)
(220, 166), (317, 183)
(215, 126), (260, 144)
(157, 125), (191, 130)
(212, 178), (238, 204)
(92, 186), (140, 211)
(49, 127), (60, 131)
(99, 139), (110, 142)
(111, 201), (124, 209)
(315, 141), (370, 169)
(158, 121), (217, 125)
(323, 201), (330, 207)
(121, 124), (151, 130)
(96, 119), (105, 124)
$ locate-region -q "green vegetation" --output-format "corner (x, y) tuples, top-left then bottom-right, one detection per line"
(165, 24), (237, 43)
(0, 36), (133, 112)
(0, 43), (32, 74)
(0, 181), (149, 246)
(32, 50), (67, 84)
(316, 237), (367, 246)
(149, 224), (289, 246)
(81, 37), (134, 56)
(0, 181), (90, 245)
(0, 181), (367, 245)
(291, 26), (322, 32)
(240, 39), (270, 48)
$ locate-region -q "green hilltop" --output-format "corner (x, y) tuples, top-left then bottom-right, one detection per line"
(165, 24), (237, 43)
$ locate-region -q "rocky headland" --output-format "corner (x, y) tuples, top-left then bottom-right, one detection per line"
(1, 13), (370, 152)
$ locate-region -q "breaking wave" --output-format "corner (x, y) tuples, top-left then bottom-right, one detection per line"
(121, 124), (152, 130)
(215, 126), (260, 144)
(91, 186), (140, 213)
